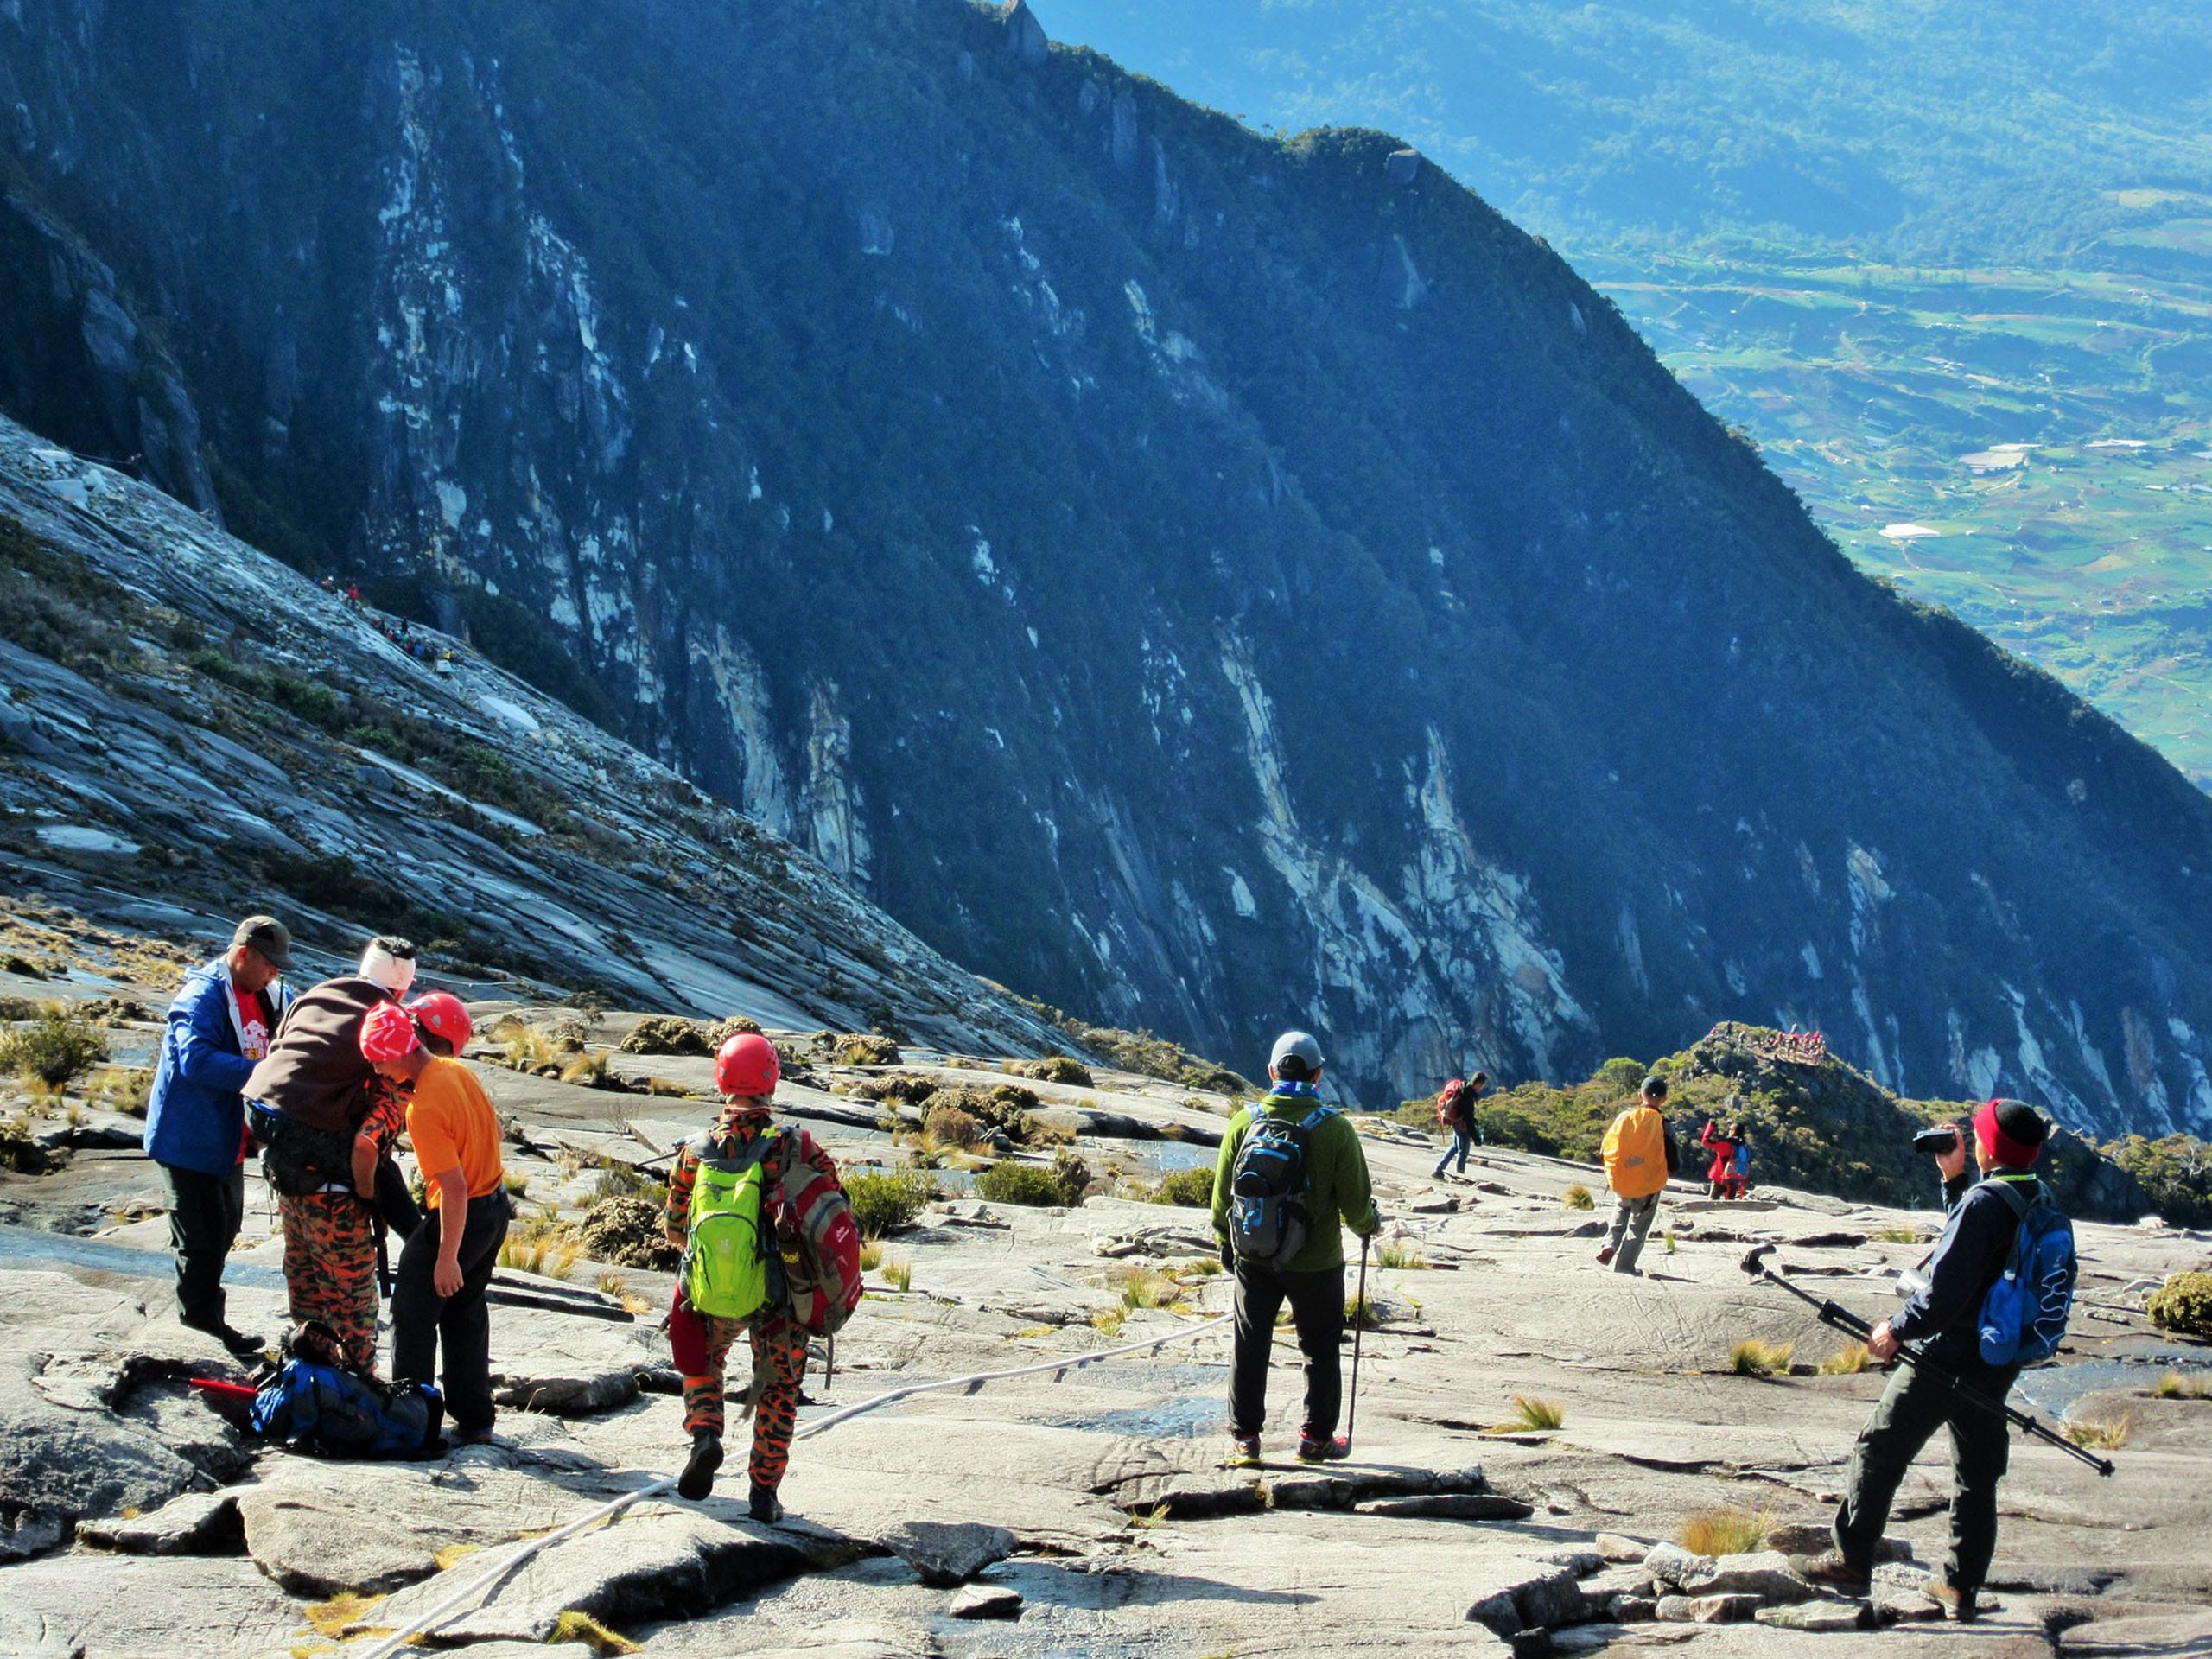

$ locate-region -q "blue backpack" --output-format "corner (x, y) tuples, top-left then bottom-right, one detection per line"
(1978, 1181), (2075, 1367)
(1227, 1105), (1334, 1266)
(251, 1358), (444, 1459)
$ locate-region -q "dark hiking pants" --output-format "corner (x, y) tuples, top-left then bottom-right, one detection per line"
(165, 1162), (245, 1330)
(1432, 1125), (1473, 1179)
(1605, 1191), (1661, 1273)
(391, 1192), (510, 1433)
(1230, 1260), (1345, 1440)
(1833, 1354), (2021, 1592)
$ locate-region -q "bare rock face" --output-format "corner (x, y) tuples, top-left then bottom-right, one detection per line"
(949, 1581), (1023, 1618)
(0, 1403), (205, 1560)
(1001, 0), (1048, 65)
(75, 1491), (241, 1556)
(875, 1519), (1018, 1586)
(1676, 1548), (1816, 1603)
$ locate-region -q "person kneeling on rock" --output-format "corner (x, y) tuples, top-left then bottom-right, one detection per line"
(664, 1031), (842, 1522)
(365, 995), (512, 1446)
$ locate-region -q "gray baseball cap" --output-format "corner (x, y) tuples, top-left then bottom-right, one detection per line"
(1269, 1030), (1324, 1077)
(231, 914), (294, 971)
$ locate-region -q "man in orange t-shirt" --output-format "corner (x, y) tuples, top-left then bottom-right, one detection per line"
(360, 995), (510, 1442)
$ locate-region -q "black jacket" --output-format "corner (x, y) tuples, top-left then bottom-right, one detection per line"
(1891, 1173), (2037, 1363)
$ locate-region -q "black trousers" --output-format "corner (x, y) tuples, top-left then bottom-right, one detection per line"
(1230, 1260), (1345, 1440)
(164, 1162), (244, 1329)
(1833, 1352), (2021, 1591)
(391, 1192), (510, 1433)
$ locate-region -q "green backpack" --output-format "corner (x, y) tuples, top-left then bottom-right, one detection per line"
(682, 1134), (773, 1320)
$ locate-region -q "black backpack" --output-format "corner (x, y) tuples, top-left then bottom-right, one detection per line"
(1226, 1105), (1334, 1266)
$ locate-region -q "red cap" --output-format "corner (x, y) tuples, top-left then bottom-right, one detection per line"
(359, 1001), (423, 1064)
(714, 1031), (780, 1098)
(406, 992), (474, 1053)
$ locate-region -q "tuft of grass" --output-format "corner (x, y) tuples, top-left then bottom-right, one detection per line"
(302, 1592), (387, 1640)
(883, 1255), (912, 1294)
(1679, 1506), (1771, 1557)
(859, 1239), (886, 1273)
(549, 1610), (642, 1656)
(1731, 1338), (1795, 1376)
(2151, 1370), (2212, 1400)
(1663, 1228), (1677, 1255)
(1344, 1293), (1384, 1329)
(559, 1051), (613, 1088)
(2062, 1408), (2133, 1450)
(86, 1064), (153, 1117)
(1092, 1305), (1128, 1338)
(432, 1542), (482, 1572)
(502, 1171), (531, 1198)
(1494, 1394), (1565, 1432)
(1128, 1500), (1174, 1529)
(1374, 1241), (1429, 1270)
(499, 1237), (579, 1281)
(1560, 1184), (1596, 1211)
(1876, 1226), (1926, 1244)
(1116, 1266), (1181, 1312)
(1817, 1341), (1872, 1376)
(1178, 1254), (1224, 1277)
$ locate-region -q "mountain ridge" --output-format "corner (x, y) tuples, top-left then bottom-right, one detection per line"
(2, 0), (2210, 1135)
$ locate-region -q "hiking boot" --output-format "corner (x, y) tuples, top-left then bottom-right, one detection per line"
(677, 1430), (723, 1501)
(1594, 1244), (1617, 1267)
(1921, 1573), (1978, 1622)
(449, 1425), (501, 1448)
(1296, 1433), (1351, 1463)
(1224, 1434), (1262, 1469)
(1792, 1549), (1871, 1597)
(747, 1483), (785, 1524)
(185, 1319), (266, 1357)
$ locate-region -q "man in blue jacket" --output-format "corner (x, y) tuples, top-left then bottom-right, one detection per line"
(144, 915), (295, 1354)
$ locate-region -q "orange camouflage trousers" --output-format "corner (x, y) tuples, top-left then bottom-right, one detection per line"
(278, 1189), (380, 1372)
(682, 1313), (810, 1491)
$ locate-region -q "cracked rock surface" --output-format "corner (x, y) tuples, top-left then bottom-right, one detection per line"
(5, 1028), (2212, 1658)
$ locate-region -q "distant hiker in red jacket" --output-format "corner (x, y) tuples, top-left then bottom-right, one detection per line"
(1700, 1118), (1738, 1200)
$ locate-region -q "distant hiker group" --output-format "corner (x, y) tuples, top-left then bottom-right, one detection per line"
(144, 913), (858, 1522)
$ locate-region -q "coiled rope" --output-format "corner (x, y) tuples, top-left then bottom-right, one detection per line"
(355, 1311), (1233, 1657)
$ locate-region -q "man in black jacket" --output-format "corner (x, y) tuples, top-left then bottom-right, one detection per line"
(1798, 1098), (2050, 1621)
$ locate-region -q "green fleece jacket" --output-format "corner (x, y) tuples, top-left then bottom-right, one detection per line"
(1211, 1089), (1379, 1273)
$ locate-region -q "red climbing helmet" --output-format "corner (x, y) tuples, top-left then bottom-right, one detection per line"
(715, 1030), (780, 1098)
(359, 1000), (422, 1063)
(405, 991), (474, 1054)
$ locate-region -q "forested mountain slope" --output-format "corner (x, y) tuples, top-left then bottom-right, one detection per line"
(1035, 0), (2212, 787)
(3, 0), (2211, 1133)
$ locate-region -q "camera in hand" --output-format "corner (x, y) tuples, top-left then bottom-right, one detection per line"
(1911, 1125), (1961, 1154)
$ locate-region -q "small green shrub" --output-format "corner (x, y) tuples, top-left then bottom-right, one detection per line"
(0, 1004), (109, 1086)
(619, 1015), (713, 1056)
(976, 1160), (1078, 1207)
(845, 1166), (933, 1236)
(835, 1033), (901, 1066)
(1560, 1184), (1596, 1211)
(576, 1196), (678, 1269)
(922, 1100), (982, 1147)
(2147, 1272), (2212, 1340)
(1011, 1053), (1094, 1087)
(1374, 1241), (1428, 1269)
(1143, 1166), (1215, 1207)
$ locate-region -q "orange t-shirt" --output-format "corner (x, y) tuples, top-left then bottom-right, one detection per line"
(406, 1056), (504, 1207)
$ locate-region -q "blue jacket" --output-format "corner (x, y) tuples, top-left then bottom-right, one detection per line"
(144, 958), (290, 1177)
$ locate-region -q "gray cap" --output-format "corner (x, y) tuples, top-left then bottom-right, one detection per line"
(232, 914), (294, 971)
(1270, 1030), (1324, 1077)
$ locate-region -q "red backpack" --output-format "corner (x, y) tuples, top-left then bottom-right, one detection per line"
(1434, 1078), (1467, 1127)
(770, 1131), (863, 1335)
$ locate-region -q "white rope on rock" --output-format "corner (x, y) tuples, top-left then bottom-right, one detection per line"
(355, 1310), (1234, 1657)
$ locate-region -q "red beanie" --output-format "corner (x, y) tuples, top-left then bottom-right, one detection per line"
(359, 1001), (423, 1063)
(1974, 1097), (2046, 1170)
(714, 1031), (780, 1098)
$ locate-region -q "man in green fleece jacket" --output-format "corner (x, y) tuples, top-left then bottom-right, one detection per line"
(1211, 1030), (1379, 1467)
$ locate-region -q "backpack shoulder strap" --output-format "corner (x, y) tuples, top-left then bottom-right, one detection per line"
(1983, 1178), (2032, 1222)
(1298, 1106), (1337, 1132)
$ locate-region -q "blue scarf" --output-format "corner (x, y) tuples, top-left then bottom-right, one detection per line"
(1268, 1079), (1320, 1100)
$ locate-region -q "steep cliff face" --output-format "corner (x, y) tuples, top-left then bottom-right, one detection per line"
(4, 0), (2212, 1131)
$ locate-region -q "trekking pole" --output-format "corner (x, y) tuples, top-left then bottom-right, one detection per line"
(1738, 1245), (2113, 1478)
(1346, 1234), (1370, 1452)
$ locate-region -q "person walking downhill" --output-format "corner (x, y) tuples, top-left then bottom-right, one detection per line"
(1212, 1031), (1380, 1468)
(1596, 1075), (1676, 1274)
(243, 937), (417, 1371)
(1798, 1099), (2056, 1621)
(372, 995), (512, 1446)
(664, 1032), (842, 1522)
(1430, 1071), (1488, 1181)
(143, 915), (296, 1355)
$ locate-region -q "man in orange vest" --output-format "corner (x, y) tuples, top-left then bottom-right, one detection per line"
(1596, 1075), (1676, 1274)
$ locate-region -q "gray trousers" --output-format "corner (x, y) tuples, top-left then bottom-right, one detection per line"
(1605, 1191), (1661, 1272)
